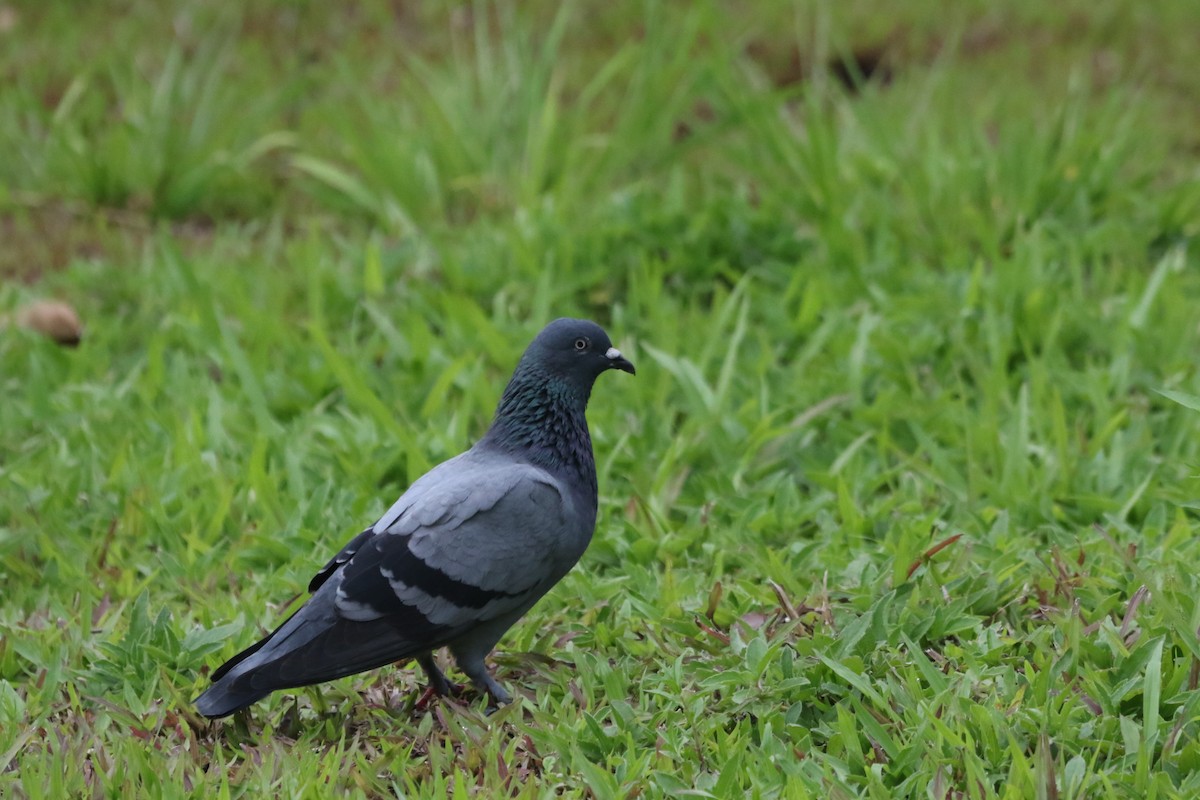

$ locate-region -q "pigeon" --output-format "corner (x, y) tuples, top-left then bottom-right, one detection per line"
(194, 318), (635, 718)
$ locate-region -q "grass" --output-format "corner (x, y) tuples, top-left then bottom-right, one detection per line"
(3, 0), (1200, 796)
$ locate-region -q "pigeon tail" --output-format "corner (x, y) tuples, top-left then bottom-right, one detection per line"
(194, 680), (271, 719)
(194, 607), (443, 718)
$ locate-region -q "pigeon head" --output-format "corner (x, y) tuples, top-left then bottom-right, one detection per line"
(523, 318), (636, 385)
(483, 318), (634, 475)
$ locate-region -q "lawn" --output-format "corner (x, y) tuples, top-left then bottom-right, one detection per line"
(3, 0), (1200, 797)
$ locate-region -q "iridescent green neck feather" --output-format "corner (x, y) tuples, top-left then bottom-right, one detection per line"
(479, 364), (598, 499)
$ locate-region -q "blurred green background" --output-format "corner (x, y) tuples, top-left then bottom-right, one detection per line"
(3, 1), (1200, 797)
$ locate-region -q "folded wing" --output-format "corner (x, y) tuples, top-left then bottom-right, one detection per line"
(194, 456), (577, 717)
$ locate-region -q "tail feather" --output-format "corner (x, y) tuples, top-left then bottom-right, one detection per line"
(210, 607), (301, 682)
(194, 682), (272, 718)
(195, 615), (444, 718)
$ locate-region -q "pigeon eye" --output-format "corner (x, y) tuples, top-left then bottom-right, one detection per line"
(573, 338), (588, 351)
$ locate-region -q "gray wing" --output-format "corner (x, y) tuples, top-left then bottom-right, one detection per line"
(203, 457), (584, 702)
(335, 458), (582, 628)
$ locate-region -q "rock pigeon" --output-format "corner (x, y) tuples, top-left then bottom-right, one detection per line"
(194, 318), (635, 718)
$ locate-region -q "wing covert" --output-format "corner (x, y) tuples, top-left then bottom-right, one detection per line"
(330, 462), (579, 638)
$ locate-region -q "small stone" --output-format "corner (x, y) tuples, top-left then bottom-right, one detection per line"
(13, 300), (83, 346)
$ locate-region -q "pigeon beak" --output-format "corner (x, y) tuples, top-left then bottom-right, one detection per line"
(605, 347), (636, 375)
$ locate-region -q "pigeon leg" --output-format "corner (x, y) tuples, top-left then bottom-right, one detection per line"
(449, 614), (521, 707)
(454, 656), (512, 707)
(416, 653), (454, 697)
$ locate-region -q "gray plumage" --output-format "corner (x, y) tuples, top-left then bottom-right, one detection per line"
(194, 318), (635, 718)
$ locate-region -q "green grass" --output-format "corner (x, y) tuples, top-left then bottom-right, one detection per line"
(4, 0), (1200, 796)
